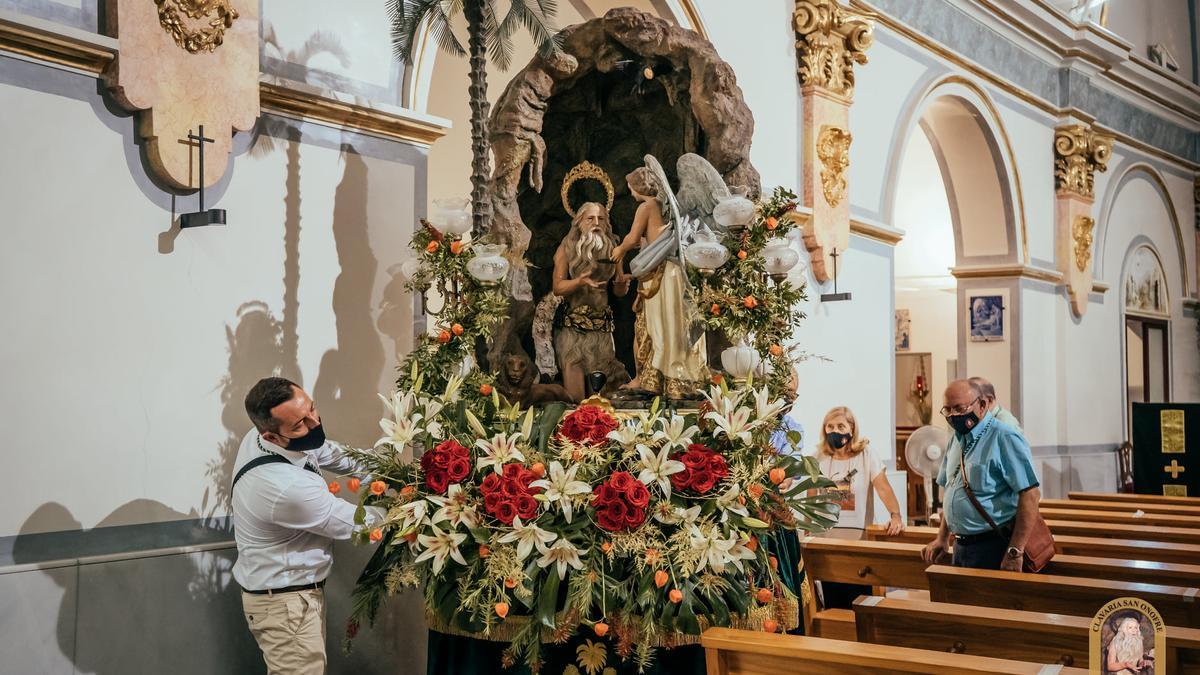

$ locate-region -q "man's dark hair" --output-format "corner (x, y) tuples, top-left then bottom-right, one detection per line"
(968, 376), (996, 400)
(245, 377), (299, 433)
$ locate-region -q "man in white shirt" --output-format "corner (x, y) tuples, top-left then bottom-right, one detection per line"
(233, 377), (384, 675)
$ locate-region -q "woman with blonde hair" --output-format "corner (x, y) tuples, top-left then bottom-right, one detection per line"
(810, 406), (905, 608)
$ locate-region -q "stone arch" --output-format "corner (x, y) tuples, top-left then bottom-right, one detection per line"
(1094, 161), (1190, 298)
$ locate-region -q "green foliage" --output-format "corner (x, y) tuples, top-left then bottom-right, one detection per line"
(387, 0), (563, 69)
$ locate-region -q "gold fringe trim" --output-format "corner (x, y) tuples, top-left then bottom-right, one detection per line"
(424, 596), (798, 646)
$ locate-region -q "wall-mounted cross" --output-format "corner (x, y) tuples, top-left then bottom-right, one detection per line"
(1164, 459), (1186, 480)
(180, 124), (227, 229)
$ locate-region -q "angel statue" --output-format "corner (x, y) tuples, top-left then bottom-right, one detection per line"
(551, 161), (632, 402)
(610, 154), (713, 399)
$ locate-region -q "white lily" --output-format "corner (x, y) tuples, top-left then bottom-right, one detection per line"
(427, 484), (479, 530)
(651, 416), (700, 451)
(475, 431), (526, 474)
(498, 516), (557, 560)
(422, 398), (446, 440)
(464, 409), (488, 439)
(688, 524), (738, 573)
(752, 386), (788, 423)
(442, 373), (463, 403)
(529, 461), (591, 522)
(652, 503), (701, 525)
(415, 523), (468, 574)
(703, 384), (743, 419)
(536, 538), (587, 580)
(705, 406), (756, 445)
(397, 498), (430, 532)
(726, 534), (759, 573)
(715, 482), (750, 520)
(635, 444), (686, 498)
(375, 391), (424, 449)
(606, 423), (640, 448)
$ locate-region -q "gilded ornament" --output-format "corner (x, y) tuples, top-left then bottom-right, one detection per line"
(1053, 124), (1112, 198)
(156, 0), (239, 54)
(816, 125), (851, 208)
(560, 160), (614, 218)
(1072, 215), (1094, 272)
(793, 0), (874, 98)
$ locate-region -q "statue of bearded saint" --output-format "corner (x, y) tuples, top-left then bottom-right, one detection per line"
(552, 202), (632, 401)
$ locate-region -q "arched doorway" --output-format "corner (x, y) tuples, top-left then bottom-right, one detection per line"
(1122, 244), (1171, 411)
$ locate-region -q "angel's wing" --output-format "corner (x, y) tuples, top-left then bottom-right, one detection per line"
(675, 153), (730, 235)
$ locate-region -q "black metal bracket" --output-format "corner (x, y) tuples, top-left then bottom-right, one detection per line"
(179, 124), (226, 229)
(819, 248), (852, 302)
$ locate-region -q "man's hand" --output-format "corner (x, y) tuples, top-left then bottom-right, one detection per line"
(921, 536), (949, 564)
(999, 553), (1022, 572)
(574, 274), (603, 291)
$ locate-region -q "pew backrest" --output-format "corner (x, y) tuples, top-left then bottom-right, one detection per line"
(1042, 498), (1200, 518)
(1068, 491), (1200, 507)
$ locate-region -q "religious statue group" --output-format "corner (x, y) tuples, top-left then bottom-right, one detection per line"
(538, 153), (732, 404)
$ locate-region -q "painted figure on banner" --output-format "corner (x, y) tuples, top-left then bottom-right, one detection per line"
(1104, 614), (1155, 674)
(552, 200), (632, 401)
(612, 155), (710, 398)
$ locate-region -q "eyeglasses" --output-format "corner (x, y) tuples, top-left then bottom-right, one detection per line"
(940, 397), (981, 418)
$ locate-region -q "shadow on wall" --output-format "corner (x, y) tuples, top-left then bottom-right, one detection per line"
(10, 502), (263, 674)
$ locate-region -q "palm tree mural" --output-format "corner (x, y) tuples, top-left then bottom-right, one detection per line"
(388, 0), (561, 237)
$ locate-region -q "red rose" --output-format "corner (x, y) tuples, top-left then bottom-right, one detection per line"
(691, 470), (717, 494)
(432, 451), (451, 469)
(502, 479), (522, 497)
(502, 463), (522, 480)
(597, 510), (624, 532)
(626, 483), (650, 508)
(444, 441), (469, 459)
(610, 471), (635, 492)
(447, 458), (471, 482)
(625, 506), (646, 528)
(608, 500), (628, 522)
(687, 443), (711, 454)
(594, 484), (615, 504)
(484, 492), (502, 512)
(558, 405), (619, 445)
(427, 469), (450, 494)
(519, 468), (536, 486)
(516, 495), (539, 520)
(707, 453), (729, 476)
(495, 501), (518, 525)
(681, 452), (707, 470)
(481, 474), (501, 494)
(669, 467), (691, 492)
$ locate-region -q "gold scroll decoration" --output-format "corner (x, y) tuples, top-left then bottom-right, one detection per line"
(817, 125), (851, 208)
(1161, 409), (1185, 454)
(793, 0), (874, 98)
(156, 0), (239, 54)
(1072, 215), (1094, 272)
(560, 161), (614, 218)
(1054, 124), (1113, 198)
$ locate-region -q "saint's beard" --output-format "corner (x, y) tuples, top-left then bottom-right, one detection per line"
(568, 226), (614, 281)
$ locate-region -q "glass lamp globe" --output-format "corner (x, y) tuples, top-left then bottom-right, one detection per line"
(762, 237), (800, 282)
(430, 197), (471, 237)
(466, 244), (510, 284)
(684, 229), (729, 276)
(712, 186), (755, 232)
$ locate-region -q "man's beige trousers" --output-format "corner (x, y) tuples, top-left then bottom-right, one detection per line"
(242, 588), (327, 674)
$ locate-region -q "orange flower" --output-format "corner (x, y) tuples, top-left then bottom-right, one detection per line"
(426, 241), (439, 253)
(769, 467), (786, 485)
(769, 555), (779, 570)
(669, 589), (683, 604)
(478, 545), (491, 558)
(530, 462), (546, 478)
(743, 295), (758, 309)
(328, 481), (341, 495)
(763, 619), (779, 633)
(756, 588), (774, 604)
(710, 303), (721, 316)
(593, 622), (609, 637)
(369, 528), (383, 543)
(765, 216), (778, 231)
(479, 384), (493, 396)
(404, 531), (418, 542)
(400, 485), (415, 496)
(645, 548), (659, 565)
(738, 495), (747, 505)
(347, 478), (361, 493)
(495, 602), (510, 619)
(601, 542), (612, 554)
(748, 484), (764, 499)
(504, 577), (518, 589)
(451, 323), (464, 336)
(769, 344), (783, 357)
(437, 329), (452, 344)
(370, 480), (387, 495)
(450, 240), (464, 255)
(654, 570), (669, 588)
(746, 535), (759, 552)
(737, 250), (747, 260)
(710, 374), (724, 385)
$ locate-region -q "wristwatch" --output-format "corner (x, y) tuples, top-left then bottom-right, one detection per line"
(1006, 546), (1023, 559)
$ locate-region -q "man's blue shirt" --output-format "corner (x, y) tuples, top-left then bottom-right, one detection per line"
(937, 410), (1039, 535)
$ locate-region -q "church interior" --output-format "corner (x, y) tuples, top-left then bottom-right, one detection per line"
(1, 0), (1198, 673)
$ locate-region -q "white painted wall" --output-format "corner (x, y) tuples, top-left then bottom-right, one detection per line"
(0, 70), (419, 537)
(1104, 0), (1196, 82)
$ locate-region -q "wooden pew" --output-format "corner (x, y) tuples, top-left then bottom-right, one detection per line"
(700, 628), (1090, 674)
(873, 524), (1200, 564)
(1043, 497), (1200, 518)
(927, 513), (1200, 545)
(926, 564), (1200, 628)
(1039, 506), (1200, 529)
(853, 596), (1200, 672)
(1069, 491), (1200, 507)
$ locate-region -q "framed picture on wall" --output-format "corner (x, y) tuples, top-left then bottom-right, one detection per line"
(968, 294), (1005, 341)
(895, 309), (911, 351)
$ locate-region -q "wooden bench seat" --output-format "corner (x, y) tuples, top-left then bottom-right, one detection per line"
(926, 564), (1200, 628)
(1038, 506), (1200, 529)
(1042, 497), (1200, 517)
(701, 628), (1089, 674)
(1069, 491), (1200, 506)
(852, 596), (1200, 672)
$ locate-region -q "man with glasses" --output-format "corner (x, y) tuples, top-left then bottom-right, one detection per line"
(922, 379), (1041, 570)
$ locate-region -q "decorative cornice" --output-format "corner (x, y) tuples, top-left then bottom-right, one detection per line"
(0, 13), (113, 75)
(1054, 124), (1113, 198)
(950, 264), (1062, 284)
(793, 0), (875, 98)
(816, 125), (851, 208)
(849, 216), (904, 245)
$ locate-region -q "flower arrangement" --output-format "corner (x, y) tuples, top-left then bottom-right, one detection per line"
(342, 365), (838, 671)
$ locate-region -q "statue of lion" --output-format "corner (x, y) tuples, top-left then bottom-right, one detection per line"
(494, 352), (572, 408)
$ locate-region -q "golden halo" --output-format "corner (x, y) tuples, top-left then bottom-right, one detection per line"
(560, 161), (615, 218)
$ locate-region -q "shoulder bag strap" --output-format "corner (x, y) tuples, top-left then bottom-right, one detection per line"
(232, 453), (292, 490)
(959, 451), (1002, 534)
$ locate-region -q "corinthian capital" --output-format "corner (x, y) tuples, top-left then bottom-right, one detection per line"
(1054, 124), (1113, 198)
(793, 0), (874, 98)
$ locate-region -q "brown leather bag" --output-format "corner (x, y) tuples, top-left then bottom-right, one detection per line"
(960, 462), (1054, 573)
